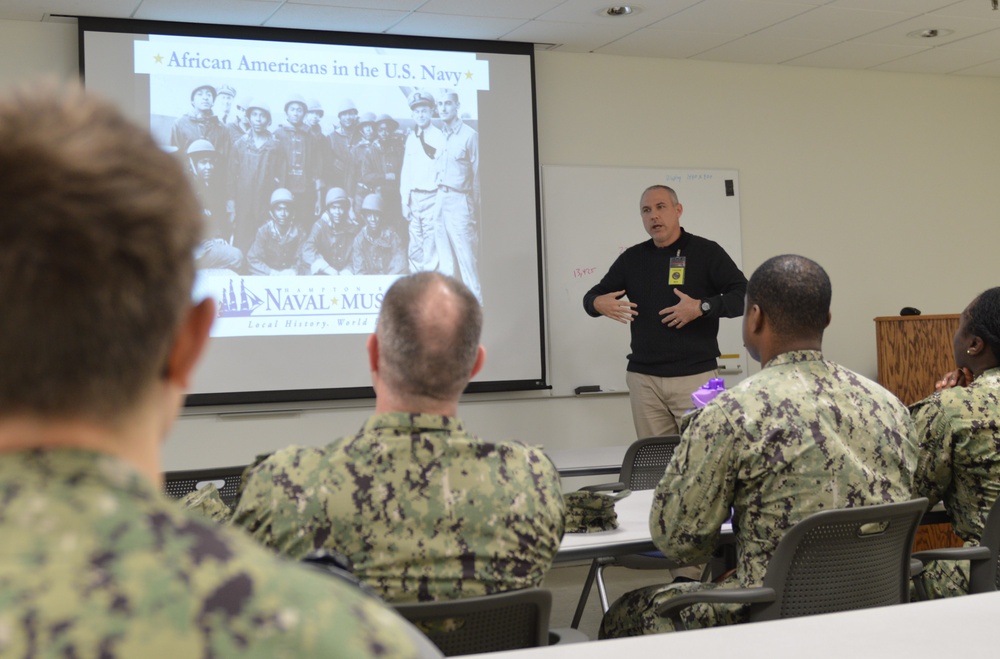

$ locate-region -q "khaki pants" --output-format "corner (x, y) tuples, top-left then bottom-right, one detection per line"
(626, 369), (717, 583)
(626, 370), (718, 439)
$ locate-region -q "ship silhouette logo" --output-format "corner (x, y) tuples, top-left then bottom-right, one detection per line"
(218, 279), (264, 318)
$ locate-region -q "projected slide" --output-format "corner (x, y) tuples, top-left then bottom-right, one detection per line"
(139, 36), (489, 338)
(81, 19), (545, 404)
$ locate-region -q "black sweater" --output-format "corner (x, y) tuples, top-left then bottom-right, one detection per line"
(583, 229), (747, 377)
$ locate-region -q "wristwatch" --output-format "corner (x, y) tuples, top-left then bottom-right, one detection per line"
(700, 299), (712, 315)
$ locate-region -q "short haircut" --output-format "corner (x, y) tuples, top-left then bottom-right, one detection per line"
(377, 272), (482, 401)
(641, 185), (679, 205)
(0, 85), (202, 422)
(968, 287), (1000, 362)
(747, 254), (831, 338)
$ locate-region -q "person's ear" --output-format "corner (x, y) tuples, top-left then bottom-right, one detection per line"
(824, 311), (832, 330)
(469, 345), (486, 379)
(367, 333), (379, 374)
(164, 298), (215, 389)
(746, 303), (764, 335)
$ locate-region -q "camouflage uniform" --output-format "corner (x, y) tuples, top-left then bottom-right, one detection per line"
(911, 366), (1000, 599)
(0, 449), (428, 658)
(232, 412), (566, 603)
(181, 482), (236, 523)
(600, 350), (917, 637)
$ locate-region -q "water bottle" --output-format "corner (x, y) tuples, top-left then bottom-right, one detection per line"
(691, 377), (726, 408)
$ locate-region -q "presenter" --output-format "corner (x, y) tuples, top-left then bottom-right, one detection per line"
(584, 184), (747, 438)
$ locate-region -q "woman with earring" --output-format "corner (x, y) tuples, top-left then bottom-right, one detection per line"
(911, 287), (1000, 599)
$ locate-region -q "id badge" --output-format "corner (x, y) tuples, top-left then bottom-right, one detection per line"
(669, 256), (686, 285)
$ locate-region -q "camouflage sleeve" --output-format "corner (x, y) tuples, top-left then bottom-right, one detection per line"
(179, 483), (233, 523)
(649, 404), (736, 564)
(245, 562), (434, 658)
(204, 525), (438, 658)
(910, 393), (953, 507)
(529, 447), (568, 560)
(231, 445), (333, 558)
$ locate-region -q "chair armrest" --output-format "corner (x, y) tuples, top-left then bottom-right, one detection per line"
(912, 546), (992, 564)
(578, 481), (626, 493)
(655, 587), (776, 630)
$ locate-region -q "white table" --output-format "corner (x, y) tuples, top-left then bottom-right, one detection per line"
(546, 446), (628, 478)
(464, 590), (1000, 658)
(556, 490), (942, 565)
(555, 489), (657, 564)
(556, 489), (734, 564)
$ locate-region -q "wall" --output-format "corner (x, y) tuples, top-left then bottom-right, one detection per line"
(2, 20), (997, 469)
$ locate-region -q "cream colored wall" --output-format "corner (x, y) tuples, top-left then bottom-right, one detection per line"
(0, 21), (76, 85)
(535, 51), (999, 377)
(2, 20), (996, 469)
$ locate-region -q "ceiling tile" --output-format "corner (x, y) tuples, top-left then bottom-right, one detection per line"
(930, 0), (1000, 20)
(419, 0), (565, 20)
(784, 40), (928, 69)
(537, 0), (702, 27)
(852, 14), (997, 47)
(951, 57), (1000, 75)
(36, 0), (141, 19)
(827, 0), (965, 11)
(694, 33), (833, 64)
(281, 0), (423, 9)
(596, 28), (738, 58)
(650, 0), (815, 36)
(754, 6), (911, 41)
(0, 0), (999, 76)
(503, 19), (637, 52)
(873, 44), (1000, 73)
(943, 26), (1000, 51)
(266, 4), (407, 32)
(134, 0), (280, 25)
(0, 0), (44, 21)
(388, 12), (526, 40)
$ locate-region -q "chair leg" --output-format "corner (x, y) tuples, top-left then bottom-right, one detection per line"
(596, 564), (611, 613)
(570, 559), (601, 629)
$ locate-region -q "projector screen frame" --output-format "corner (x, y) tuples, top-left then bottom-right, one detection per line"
(77, 16), (549, 409)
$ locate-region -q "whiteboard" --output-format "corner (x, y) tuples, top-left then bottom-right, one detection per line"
(542, 165), (749, 398)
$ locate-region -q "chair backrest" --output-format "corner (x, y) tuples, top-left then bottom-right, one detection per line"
(619, 435), (681, 491)
(162, 465), (246, 505)
(392, 588), (551, 656)
(753, 498), (928, 622)
(970, 495), (1000, 593)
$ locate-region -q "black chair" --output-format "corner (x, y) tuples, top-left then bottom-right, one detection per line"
(392, 589), (553, 656)
(570, 435), (693, 628)
(912, 495), (1000, 597)
(656, 498), (928, 630)
(162, 465), (246, 506)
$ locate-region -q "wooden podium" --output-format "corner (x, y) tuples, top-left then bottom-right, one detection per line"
(875, 314), (960, 406)
(875, 313), (962, 551)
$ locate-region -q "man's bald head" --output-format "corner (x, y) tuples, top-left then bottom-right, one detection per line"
(377, 272), (482, 401)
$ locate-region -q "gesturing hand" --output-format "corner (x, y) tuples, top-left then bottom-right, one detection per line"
(594, 290), (637, 324)
(659, 289), (701, 328)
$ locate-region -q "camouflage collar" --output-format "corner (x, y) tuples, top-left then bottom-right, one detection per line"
(0, 448), (153, 499)
(973, 366), (1000, 387)
(764, 349), (824, 370)
(362, 411), (467, 435)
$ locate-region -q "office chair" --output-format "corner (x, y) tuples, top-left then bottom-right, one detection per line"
(911, 495), (1000, 597)
(162, 465), (247, 506)
(391, 588), (555, 656)
(570, 435), (700, 628)
(656, 498), (928, 630)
